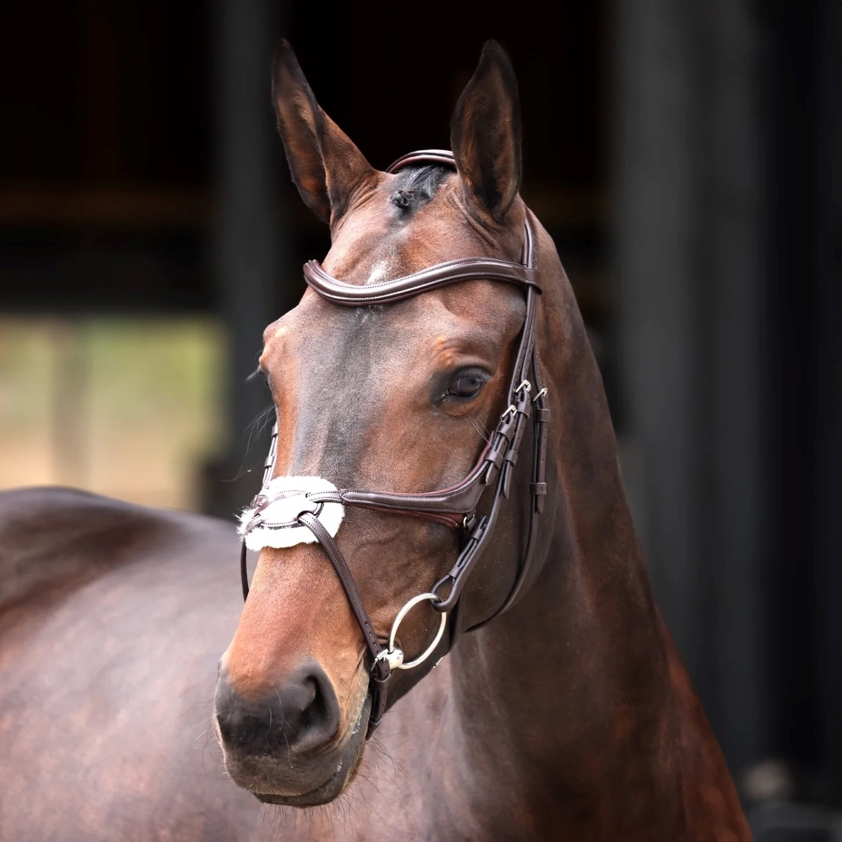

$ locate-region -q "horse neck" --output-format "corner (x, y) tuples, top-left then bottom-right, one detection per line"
(445, 230), (683, 827)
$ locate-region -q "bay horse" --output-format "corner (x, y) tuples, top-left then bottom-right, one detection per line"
(0, 41), (750, 841)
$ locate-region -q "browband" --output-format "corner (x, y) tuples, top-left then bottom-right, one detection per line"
(239, 149), (550, 738)
(303, 258), (540, 305)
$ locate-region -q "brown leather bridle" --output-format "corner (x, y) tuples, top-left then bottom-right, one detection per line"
(239, 150), (550, 737)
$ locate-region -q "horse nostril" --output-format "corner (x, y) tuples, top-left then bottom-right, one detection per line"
(300, 678), (322, 728)
(217, 710), (264, 751)
(215, 663), (340, 756)
(291, 668), (340, 752)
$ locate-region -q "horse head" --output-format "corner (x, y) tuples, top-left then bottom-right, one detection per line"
(213, 40), (551, 807)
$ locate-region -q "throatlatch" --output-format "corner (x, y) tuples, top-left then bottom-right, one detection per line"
(238, 150), (550, 737)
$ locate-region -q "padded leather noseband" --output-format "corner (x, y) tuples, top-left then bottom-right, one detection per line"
(239, 150), (550, 737)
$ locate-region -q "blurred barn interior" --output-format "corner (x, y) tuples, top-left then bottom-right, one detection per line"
(1, 1), (840, 836)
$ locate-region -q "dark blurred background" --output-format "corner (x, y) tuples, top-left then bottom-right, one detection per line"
(1, 1), (840, 836)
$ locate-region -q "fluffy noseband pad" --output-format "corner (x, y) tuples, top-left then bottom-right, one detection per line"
(238, 476), (345, 551)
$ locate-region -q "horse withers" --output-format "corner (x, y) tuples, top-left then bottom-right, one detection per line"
(0, 41), (750, 841)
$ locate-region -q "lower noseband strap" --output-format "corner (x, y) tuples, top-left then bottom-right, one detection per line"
(296, 512), (391, 735)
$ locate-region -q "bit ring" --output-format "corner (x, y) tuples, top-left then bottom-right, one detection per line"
(386, 592), (448, 670)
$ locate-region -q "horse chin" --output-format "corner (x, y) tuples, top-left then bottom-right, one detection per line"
(251, 699), (370, 808)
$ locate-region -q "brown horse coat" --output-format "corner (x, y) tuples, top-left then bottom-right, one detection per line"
(0, 41), (750, 842)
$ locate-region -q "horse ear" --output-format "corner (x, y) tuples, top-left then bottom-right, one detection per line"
(450, 41), (522, 223)
(271, 41), (374, 225)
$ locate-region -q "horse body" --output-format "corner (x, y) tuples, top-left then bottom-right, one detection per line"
(0, 489), (260, 841)
(0, 41), (749, 841)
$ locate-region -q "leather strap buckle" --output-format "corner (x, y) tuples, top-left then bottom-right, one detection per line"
(500, 403), (518, 422)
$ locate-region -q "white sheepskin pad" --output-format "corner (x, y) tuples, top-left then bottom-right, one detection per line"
(238, 476), (345, 551)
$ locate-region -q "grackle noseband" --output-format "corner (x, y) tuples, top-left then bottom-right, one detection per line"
(238, 150), (550, 737)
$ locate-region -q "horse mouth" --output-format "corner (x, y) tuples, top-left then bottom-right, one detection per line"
(251, 699), (369, 808)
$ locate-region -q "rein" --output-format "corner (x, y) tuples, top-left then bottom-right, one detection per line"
(238, 150), (551, 736)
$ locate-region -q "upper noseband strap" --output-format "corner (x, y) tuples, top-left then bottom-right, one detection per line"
(336, 456), (489, 527)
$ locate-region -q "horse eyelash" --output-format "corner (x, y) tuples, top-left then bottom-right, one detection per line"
(246, 367), (272, 395)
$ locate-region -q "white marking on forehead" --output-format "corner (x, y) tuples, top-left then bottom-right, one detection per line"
(366, 260), (393, 285)
(238, 476), (344, 551)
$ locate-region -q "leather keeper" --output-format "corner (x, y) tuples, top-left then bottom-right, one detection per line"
(485, 449), (506, 471)
(535, 407), (551, 422)
(498, 417), (517, 441)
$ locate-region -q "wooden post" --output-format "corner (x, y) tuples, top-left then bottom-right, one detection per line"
(813, 0), (842, 791)
(615, 0), (765, 781)
(207, 0), (287, 516)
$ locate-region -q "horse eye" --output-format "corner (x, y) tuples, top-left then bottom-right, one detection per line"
(447, 374), (485, 399)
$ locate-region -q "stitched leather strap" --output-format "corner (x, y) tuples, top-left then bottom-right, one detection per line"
(296, 512), (391, 732)
(304, 258), (540, 305)
(385, 149), (457, 172)
(240, 540), (250, 602)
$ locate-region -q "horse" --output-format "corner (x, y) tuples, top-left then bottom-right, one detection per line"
(0, 41), (750, 841)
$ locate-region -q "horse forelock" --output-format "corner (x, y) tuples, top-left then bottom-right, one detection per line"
(388, 165), (451, 211)
(323, 169), (525, 290)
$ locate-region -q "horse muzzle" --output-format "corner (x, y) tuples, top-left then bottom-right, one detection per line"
(213, 661), (370, 805)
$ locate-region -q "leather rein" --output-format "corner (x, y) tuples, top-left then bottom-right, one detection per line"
(238, 150), (550, 737)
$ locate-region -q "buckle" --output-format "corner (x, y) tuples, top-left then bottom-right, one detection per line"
(500, 404), (517, 421)
(373, 648), (404, 671)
